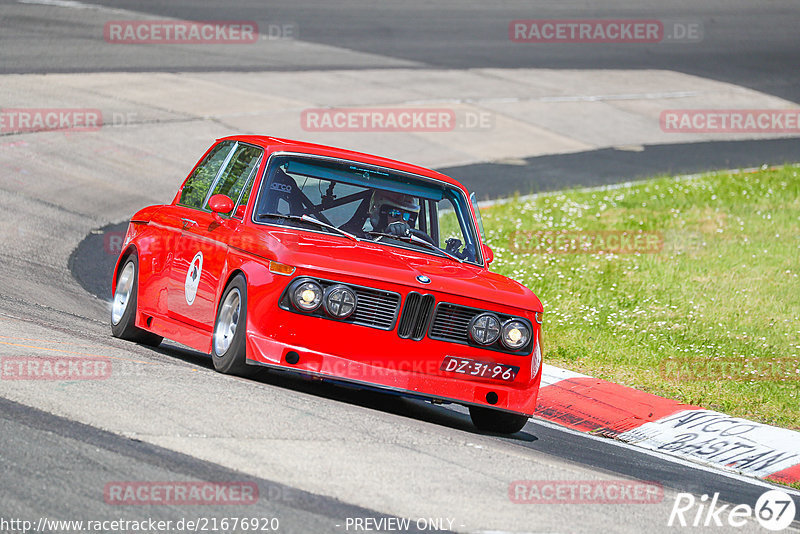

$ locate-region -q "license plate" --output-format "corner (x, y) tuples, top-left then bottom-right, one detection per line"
(440, 356), (519, 382)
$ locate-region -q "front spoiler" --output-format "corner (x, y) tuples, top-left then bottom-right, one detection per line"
(245, 334), (541, 416)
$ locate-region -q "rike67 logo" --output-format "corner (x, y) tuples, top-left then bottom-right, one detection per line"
(668, 489), (796, 531)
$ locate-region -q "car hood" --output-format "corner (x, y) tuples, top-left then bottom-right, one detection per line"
(253, 227), (542, 313)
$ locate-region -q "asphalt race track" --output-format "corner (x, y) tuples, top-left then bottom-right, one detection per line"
(1, 1), (800, 533)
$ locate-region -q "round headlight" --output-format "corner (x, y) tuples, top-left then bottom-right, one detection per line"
(323, 285), (357, 319)
(501, 319), (530, 350)
(469, 313), (501, 346)
(289, 279), (323, 312)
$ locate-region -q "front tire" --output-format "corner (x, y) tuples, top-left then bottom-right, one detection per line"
(110, 254), (162, 346)
(469, 406), (529, 434)
(211, 274), (251, 376)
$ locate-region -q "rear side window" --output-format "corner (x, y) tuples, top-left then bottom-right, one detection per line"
(207, 144), (262, 215)
(178, 140), (235, 209)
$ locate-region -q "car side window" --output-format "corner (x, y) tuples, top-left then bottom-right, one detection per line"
(232, 155), (261, 219)
(207, 144), (263, 216)
(178, 141), (236, 209)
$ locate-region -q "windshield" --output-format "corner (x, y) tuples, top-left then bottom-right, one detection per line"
(254, 155), (482, 264)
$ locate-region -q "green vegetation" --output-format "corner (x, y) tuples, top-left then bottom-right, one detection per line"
(480, 165), (800, 430)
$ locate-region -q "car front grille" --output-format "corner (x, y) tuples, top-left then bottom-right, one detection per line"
(351, 286), (401, 330)
(279, 278), (400, 330)
(397, 292), (435, 340)
(429, 302), (534, 354)
(280, 277), (531, 353)
(429, 302), (478, 344)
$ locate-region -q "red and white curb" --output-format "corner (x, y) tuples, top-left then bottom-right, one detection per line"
(534, 364), (800, 485)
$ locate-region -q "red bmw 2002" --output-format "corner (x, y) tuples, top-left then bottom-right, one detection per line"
(111, 136), (543, 434)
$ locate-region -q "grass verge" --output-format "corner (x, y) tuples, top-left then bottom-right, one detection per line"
(481, 165), (800, 430)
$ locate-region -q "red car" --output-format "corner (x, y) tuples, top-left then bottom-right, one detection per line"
(110, 136), (543, 434)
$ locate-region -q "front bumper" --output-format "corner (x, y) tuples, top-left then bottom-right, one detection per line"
(245, 310), (542, 415)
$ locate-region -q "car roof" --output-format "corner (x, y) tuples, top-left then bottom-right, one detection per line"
(217, 135), (465, 189)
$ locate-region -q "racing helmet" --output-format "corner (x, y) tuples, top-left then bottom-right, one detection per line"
(368, 190), (420, 228)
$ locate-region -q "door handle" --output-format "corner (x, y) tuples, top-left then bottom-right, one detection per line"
(180, 218), (197, 228)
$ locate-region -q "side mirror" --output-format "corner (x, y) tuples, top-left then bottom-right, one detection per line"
(208, 194), (234, 215)
(482, 244), (494, 265)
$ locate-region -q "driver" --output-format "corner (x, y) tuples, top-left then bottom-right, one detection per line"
(365, 191), (432, 242)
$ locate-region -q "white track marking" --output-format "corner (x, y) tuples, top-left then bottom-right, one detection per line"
(540, 363), (590, 387)
(403, 91), (699, 106)
(530, 417), (800, 497)
(476, 164), (800, 208)
(18, 0), (99, 8)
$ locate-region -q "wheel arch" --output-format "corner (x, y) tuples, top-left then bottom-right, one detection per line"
(222, 268), (248, 292)
(111, 244), (138, 296)
(215, 267), (249, 319)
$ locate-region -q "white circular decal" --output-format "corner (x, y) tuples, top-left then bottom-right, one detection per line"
(185, 252), (203, 305)
(755, 489), (796, 531)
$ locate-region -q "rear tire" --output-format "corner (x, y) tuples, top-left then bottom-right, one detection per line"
(469, 406), (529, 434)
(211, 274), (251, 376)
(110, 254), (163, 347)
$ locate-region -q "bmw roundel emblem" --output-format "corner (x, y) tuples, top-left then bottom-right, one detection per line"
(416, 275), (431, 284)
